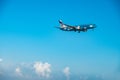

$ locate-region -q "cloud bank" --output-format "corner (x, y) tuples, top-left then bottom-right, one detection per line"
(33, 61), (51, 78)
(15, 67), (23, 77)
(63, 67), (70, 80)
(0, 58), (3, 62)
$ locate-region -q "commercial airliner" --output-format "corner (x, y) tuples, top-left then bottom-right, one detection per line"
(56, 20), (96, 33)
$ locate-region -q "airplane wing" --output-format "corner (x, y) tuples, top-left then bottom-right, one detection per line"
(64, 24), (77, 31)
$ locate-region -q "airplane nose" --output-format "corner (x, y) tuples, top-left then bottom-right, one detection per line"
(89, 24), (93, 27)
(89, 24), (97, 28)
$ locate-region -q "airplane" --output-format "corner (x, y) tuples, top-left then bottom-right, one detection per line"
(56, 20), (96, 33)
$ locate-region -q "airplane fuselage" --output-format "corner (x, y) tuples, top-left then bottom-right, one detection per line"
(57, 20), (96, 33)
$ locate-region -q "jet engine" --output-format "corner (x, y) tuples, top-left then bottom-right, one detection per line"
(83, 27), (87, 32)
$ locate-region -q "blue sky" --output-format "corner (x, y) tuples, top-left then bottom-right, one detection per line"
(0, 0), (120, 80)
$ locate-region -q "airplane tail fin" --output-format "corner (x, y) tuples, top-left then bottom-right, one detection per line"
(58, 20), (65, 28)
(58, 20), (63, 24)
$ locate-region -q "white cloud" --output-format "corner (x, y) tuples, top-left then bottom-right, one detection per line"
(0, 58), (3, 62)
(63, 67), (70, 80)
(15, 67), (23, 77)
(33, 61), (51, 78)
